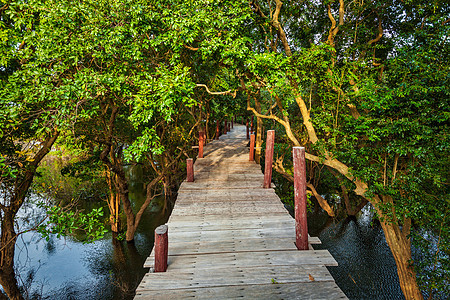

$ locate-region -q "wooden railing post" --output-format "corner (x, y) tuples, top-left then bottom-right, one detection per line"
(246, 120), (250, 139)
(154, 225), (168, 272)
(224, 120), (228, 134)
(231, 118), (234, 129)
(198, 130), (204, 158)
(249, 134), (255, 161)
(227, 120), (231, 132)
(293, 147), (308, 250)
(215, 120), (220, 140)
(251, 115), (254, 133)
(263, 130), (275, 188)
(186, 158), (194, 182)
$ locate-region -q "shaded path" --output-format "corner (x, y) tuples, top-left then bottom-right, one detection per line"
(135, 125), (347, 299)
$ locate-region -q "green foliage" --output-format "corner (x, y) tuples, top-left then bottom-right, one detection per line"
(37, 204), (107, 243)
(34, 154), (107, 203)
(1, 0), (449, 297)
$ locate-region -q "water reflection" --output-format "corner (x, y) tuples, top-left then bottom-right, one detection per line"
(6, 165), (171, 299)
(309, 204), (405, 300)
(12, 203), (169, 299)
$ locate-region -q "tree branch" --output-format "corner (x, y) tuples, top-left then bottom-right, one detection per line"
(307, 183), (335, 217)
(134, 175), (163, 228)
(184, 44), (199, 51)
(196, 84), (236, 98)
(368, 16), (383, 45)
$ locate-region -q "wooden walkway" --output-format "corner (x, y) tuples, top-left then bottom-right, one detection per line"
(135, 125), (347, 299)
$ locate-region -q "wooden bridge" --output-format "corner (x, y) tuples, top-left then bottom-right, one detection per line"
(135, 124), (347, 299)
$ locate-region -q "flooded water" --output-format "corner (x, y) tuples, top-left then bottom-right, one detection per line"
(7, 166), (171, 300)
(308, 205), (405, 299)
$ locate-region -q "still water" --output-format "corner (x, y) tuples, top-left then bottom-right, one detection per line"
(308, 205), (405, 299)
(11, 166), (170, 299)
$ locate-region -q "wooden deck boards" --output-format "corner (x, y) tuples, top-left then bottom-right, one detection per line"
(135, 125), (347, 299)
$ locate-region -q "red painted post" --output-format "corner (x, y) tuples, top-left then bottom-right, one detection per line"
(186, 158), (194, 182)
(251, 116), (254, 133)
(231, 118), (234, 129)
(263, 130), (275, 188)
(198, 130), (204, 158)
(224, 120), (228, 134)
(154, 225), (168, 272)
(249, 134), (255, 161)
(293, 147), (308, 250)
(227, 121), (231, 132)
(215, 120), (220, 140)
(246, 121), (250, 139)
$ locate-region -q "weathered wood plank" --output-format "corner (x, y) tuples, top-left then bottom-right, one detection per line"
(143, 236), (321, 266)
(137, 265), (335, 291)
(164, 227), (298, 243)
(135, 281), (348, 300)
(144, 249), (337, 269)
(167, 218), (296, 232)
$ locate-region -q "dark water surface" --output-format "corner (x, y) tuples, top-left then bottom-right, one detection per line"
(308, 205), (405, 299)
(12, 166), (170, 299)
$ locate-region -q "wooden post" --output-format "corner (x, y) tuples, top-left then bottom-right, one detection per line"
(215, 120), (220, 140)
(227, 121), (231, 132)
(198, 130), (204, 158)
(293, 147), (308, 250)
(154, 225), (168, 272)
(263, 130), (275, 188)
(224, 120), (228, 134)
(186, 158), (194, 182)
(231, 118), (234, 129)
(251, 115), (254, 133)
(246, 120), (249, 139)
(249, 134), (255, 161)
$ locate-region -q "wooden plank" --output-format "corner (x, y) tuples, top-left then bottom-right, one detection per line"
(137, 265), (336, 291)
(135, 281), (348, 300)
(169, 205), (288, 216)
(177, 187), (279, 196)
(167, 218), (296, 232)
(172, 202), (287, 213)
(145, 249), (337, 269)
(164, 227), (297, 243)
(167, 213), (291, 223)
(144, 236), (321, 265)
(165, 250), (337, 269)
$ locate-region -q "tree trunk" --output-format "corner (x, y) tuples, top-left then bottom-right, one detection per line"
(0, 211), (24, 300)
(380, 221), (423, 299)
(106, 169), (121, 233)
(372, 196), (423, 300)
